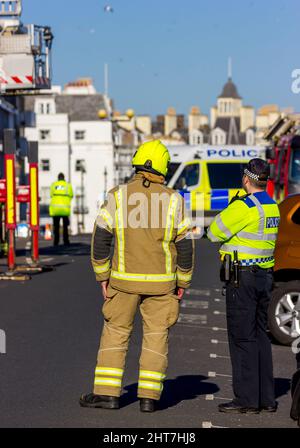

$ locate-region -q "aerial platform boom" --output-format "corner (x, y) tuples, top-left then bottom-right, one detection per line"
(0, 0), (53, 93)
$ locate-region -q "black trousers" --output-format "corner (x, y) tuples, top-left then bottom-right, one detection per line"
(225, 267), (275, 408)
(53, 216), (70, 246)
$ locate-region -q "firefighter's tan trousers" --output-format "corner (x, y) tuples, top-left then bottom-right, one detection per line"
(93, 285), (180, 400)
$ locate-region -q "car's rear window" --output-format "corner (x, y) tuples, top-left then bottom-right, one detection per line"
(208, 163), (246, 189)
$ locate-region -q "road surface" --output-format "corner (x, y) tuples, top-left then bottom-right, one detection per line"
(0, 236), (297, 428)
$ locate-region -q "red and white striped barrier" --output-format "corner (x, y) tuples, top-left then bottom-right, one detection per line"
(0, 75), (33, 85)
(0, 73), (50, 90)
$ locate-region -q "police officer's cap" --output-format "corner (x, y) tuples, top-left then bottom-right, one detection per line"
(244, 158), (270, 183)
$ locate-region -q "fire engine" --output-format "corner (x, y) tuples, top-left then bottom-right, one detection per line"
(264, 115), (300, 201)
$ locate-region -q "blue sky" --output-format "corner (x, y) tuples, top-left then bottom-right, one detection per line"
(23, 0), (300, 116)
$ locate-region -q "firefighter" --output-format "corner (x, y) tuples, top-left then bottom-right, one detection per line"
(207, 159), (280, 414)
(49, 173), (73, 246)
(80, 140), (194, 413)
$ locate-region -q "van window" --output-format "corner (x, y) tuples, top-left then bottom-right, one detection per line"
(174, 163), (200, 190)
(208, 163), (246, 189)
(165, 162), (180, 184)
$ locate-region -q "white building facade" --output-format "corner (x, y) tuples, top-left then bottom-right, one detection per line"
(24, 81), (114, 235)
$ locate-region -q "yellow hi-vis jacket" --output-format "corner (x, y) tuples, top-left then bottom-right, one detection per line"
(91, 173), (194, 295)
(207, 191), (280, 268)
(49, 180), (73, 217)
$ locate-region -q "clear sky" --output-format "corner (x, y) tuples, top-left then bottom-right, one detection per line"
(22, 0), (300, 117)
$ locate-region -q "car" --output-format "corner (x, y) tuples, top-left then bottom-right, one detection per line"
(268, 194), (300, 345)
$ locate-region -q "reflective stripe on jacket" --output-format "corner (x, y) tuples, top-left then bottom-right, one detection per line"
(49, 180), (73, 217)
(207, 191), (280, 268)
(91, 173), (194, 295)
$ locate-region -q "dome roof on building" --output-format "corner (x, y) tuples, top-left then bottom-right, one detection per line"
(218, 78), (242, 99)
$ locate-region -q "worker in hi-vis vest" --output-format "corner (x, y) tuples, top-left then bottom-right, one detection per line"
(80, 140), (194, 413)
(49, 173), (73, 246)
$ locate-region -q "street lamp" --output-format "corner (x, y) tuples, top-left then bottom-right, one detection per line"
(98, 108), (137, 186)
(103, 166), (108, 199)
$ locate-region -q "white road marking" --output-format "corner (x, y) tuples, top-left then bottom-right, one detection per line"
(178, 314), (207, 325)
(185, 288), (211, 297)
(213, 310), (226, 315)
(202, 421), (228, 429)
(205, 394), (231, 401)
(211, 339), (228, 344)
(210, 353), (230, 359)
(208, 371), (232, 378)
(181, 300), (209, 310)
(212, 327), (227, 332)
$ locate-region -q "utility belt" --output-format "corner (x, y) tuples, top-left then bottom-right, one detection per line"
(220, 251), (274, 288)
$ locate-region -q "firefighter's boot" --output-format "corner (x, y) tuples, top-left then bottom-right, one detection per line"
(79, 393), (119, 409)
(140, 398), (156, 413)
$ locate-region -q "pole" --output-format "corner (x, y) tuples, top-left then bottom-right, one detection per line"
(81, 166), (85, 233)
(4, 129), (17, 271)
(104, 63), (109, 98)
(28, 141), (39, 264)
(104, 166), (108, 199)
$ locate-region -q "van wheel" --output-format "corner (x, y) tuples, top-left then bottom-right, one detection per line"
(268, 282), (300, 346)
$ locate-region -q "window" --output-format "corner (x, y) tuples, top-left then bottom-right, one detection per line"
(75, 130), (86, 141)
(190, 130), (203, 146)
(207, 163), (247, 189)
(290, 149), (300, 183)
(41, 159), (50, 171)
(37, 102), (53, 115)
(292, 207), (300, 225)
(165, 162), (180, 185)
(246, 130), (255, 146)
(40, 130), (51, 141)
(174, 163), (200, 190)
(75, 159), (86, 172)
(212, 130), (226, 145)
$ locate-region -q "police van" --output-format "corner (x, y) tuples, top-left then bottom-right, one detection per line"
(167, 145), (266, 226)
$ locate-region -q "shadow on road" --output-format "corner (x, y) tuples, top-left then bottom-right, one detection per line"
(38, 242), (91, 258)
(120, 375), (219, 410)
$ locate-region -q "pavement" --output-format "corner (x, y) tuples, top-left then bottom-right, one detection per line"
(0, 236), (298, 428)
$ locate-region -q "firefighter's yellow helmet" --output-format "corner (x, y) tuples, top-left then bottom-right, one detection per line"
(132, 140), (170, 177)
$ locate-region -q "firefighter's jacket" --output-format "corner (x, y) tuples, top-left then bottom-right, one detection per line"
(91, 173), (194, 295)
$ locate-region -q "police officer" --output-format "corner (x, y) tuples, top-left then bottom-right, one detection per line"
(207, 158), (280, 414)
(80, 140), (194, 413)
(49, 173), (73, 246)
